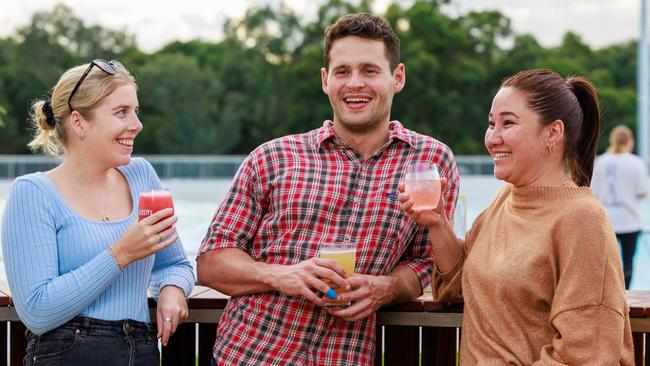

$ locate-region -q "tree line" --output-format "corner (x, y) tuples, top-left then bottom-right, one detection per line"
(0, 0), (638, 155)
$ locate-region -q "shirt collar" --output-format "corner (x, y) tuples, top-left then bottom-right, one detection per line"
(313, 120), (416, 149)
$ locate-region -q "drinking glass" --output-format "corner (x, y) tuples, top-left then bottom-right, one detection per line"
(404, 163), (441, 211)
(318, 241), (356, 308)
(138, 189), (174, 222)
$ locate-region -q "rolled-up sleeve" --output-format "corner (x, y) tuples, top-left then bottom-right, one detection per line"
(199, 153), (264, 255)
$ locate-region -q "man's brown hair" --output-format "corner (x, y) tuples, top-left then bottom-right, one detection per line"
(323, 13), (400, 72)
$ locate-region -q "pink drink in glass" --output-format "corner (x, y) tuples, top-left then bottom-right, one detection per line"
(404, 163), (441, 211)
(138, 189), (174, 222)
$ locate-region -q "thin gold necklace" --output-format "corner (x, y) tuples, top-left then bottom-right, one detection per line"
(69, 175), (111, 222)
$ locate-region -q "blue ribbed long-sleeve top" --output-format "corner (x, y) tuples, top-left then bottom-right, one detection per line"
(1, 158), (195, 335)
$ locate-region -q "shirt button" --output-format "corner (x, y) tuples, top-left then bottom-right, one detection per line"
(344, 234), (352, 242)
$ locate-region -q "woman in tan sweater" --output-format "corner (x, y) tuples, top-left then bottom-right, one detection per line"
(400, 69), (634, 364)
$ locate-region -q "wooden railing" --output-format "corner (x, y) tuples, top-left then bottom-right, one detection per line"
(0, 286), (648, 366)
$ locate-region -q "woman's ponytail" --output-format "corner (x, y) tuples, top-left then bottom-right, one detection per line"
(27, 98), (64, 156)
(566, 77), (600, 186)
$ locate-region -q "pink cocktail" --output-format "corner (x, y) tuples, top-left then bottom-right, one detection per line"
(138, 189), (174, 222)
(404, 163), (441, 211)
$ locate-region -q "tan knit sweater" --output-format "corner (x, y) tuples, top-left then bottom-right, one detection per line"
(433, 184), (634, 365)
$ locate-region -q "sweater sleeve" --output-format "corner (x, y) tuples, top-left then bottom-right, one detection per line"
(139, 160), (195, 299)
(1, 179), (122, 335)
(533, 201), (634, 364)
(149, 241), (195, 299)
(431, 185), (510, 304)
(535, 305), (632, 365)
(431, 248), (465, 303)
(431, 207), (487, 303)
(198, 151), (264, 255)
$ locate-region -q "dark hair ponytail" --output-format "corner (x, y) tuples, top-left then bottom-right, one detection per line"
(566, 77), (600, 186)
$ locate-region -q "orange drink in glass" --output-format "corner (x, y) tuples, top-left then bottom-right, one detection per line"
(318, 242), (356, 308)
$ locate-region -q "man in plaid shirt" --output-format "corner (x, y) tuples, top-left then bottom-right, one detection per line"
(197, 12), (460, 365)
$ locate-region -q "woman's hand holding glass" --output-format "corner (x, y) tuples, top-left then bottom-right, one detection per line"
(398, 177), (449, 228)
(110, 208), (178, 269)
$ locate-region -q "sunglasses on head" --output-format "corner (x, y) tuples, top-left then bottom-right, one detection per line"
(67, 59), (129, 112)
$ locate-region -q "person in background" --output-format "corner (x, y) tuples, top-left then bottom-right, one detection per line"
(1, 59), (194, 365)
(197, 13), (459, 365)
(400, 69), (633, 364)
(592, 125), (648, 289)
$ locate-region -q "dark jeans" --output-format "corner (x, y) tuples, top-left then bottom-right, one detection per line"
(24, 316), (159, 366)
(617, 231), (640, 289)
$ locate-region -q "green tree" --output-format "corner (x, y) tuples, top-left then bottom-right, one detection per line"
(0, 3), (136, 153)
(498, 34), (546, 73)
(223, 4), (303, 63)
(386, 1), (513, 153)
(17, 3), (136, 60)
(592, 41), (636, 88)
(0, 0), (642, 156)
(0, 105), (6, 127)
(136, 53), (227, 153)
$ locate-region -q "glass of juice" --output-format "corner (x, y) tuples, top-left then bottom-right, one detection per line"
(138, 189), (174, 222)
(404, 163), (441, 211)
(318, 241), (356, 308)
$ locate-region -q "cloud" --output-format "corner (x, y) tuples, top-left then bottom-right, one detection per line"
(442, 0), (639, 48)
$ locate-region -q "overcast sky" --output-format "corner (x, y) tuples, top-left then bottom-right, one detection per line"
(0, 0), (643, 52)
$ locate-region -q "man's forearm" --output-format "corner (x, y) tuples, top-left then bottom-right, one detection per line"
(196, 248), (276, 296)
(386, 264), (423, 304)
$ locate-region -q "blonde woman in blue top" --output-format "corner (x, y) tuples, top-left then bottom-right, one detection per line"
(1, 60), (194, 365)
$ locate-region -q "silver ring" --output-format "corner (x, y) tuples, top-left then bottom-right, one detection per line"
(164, 317), (172, 322)
(159, 234), (164, 242)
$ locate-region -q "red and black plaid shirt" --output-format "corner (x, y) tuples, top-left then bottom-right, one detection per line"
(199, 121), (459, 365)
